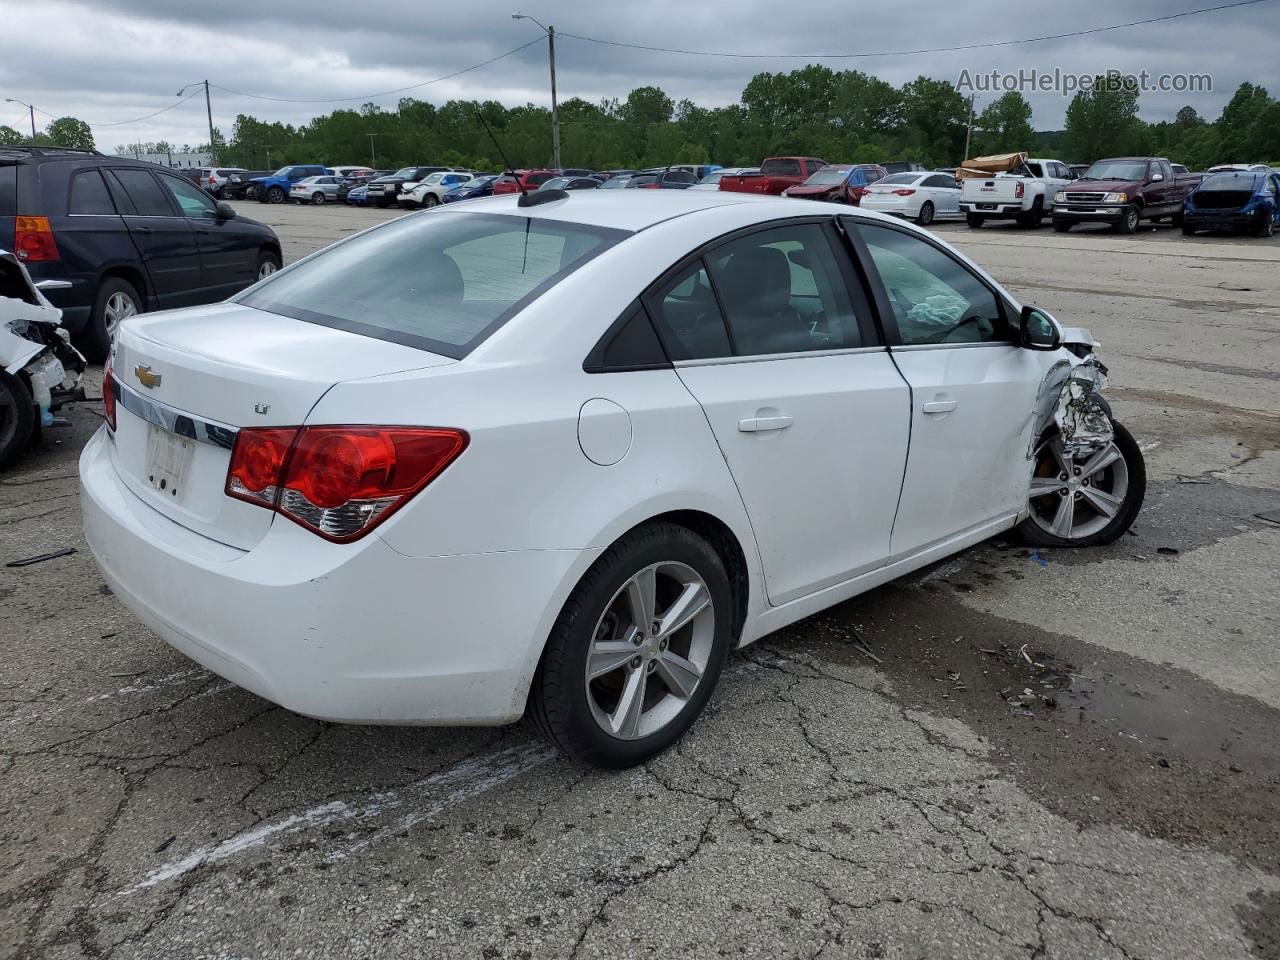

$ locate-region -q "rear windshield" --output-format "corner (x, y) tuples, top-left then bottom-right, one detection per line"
(803, 167), (851, 186)
(761, 158), (800, 176)
(239, 212), (629, 358)
(1199, 173), (1260, 191)
(878, 173), (921, 185)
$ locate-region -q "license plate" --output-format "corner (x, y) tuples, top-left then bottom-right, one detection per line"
(145, 424), (195, 500)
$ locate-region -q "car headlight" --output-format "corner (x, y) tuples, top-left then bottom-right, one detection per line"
(1103, 192), (1128, 203)
(1055, 192), (1067, 203)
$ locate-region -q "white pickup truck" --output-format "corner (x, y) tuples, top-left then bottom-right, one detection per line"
(959, 158), (1075, 228)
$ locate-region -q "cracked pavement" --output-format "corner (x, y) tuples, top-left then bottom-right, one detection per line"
(2, 206), (1277, 959)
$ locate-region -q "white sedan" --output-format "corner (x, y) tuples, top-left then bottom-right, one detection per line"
(80, 191), (1144, 768)
(860, 171), (963, 225)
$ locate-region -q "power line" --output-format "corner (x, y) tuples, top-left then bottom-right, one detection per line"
(27, 91), (204, 129)
(559, 0), (1271, 59)
(210, 37), (544, 104)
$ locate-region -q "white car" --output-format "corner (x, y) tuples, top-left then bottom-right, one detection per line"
(399, 171), (475, 209)
(80, 192), (1144, 768)
(860, 172), (963, 225)
(690, 168), (757, 191)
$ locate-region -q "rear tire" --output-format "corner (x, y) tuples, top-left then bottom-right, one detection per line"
(528, 522), (732, 768)
(1182, 223), (1197, 236)
(81, 277), (142, 364)
(1016, 198), (1044, 228)
(1257, 214), (1275, 238)
(965, 213), (985, 228)
(1017, 420), (1146, 548)
(915, 201), (934, 226)
(0, 369), (35, 470)
(311, 192), (325, 205)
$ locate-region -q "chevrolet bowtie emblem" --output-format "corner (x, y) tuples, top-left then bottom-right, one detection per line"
(134, 365), (162, 389)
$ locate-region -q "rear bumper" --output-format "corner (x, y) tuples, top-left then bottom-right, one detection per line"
(1185, 209), (1265, 230)
(959, 201), (1023, 218)
(79, 427), (588, 725)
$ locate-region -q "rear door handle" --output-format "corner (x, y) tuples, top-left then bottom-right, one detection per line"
(134, 225), (153, 233)
(922, 400), (958, 414)
(738, 415), (794, 432)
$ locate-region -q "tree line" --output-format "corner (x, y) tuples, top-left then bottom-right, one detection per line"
(4, 69), (1277, 172)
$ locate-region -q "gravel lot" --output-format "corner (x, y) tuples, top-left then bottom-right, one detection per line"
(3, 199), (1278, 960)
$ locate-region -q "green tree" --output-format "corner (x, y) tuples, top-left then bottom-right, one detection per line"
(973, 92), (1035, 155)
(0, 125), (23, 146)
(1217, 82), (1273, 159)
(45, 116), (95, 151)
(1063, 73), (1142, 162)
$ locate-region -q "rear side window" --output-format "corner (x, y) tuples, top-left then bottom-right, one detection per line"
(646, 260), (731, 360)
(762, 158), (800, 176)
(68, 170), (116, 215)
(0, 164), (17, 218)
(706, 224), (864, 356)
(113, 170), (174, 216)
(240, 212), (627, 358)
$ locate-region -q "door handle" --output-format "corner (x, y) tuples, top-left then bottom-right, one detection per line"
(738, 415), (794, 432)
(134, 225), (153, 233)
(922, 400), (958, 414)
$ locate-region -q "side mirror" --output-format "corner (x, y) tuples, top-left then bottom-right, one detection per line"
(1019, 305), (1060, 351)
(1150, 173), (1165, 183)
(214, 201), (235, 221)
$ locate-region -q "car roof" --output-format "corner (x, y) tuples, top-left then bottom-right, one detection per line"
(436, 190), (849, 233)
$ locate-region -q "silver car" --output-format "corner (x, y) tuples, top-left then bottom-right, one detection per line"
(690, 167), (758, 191)
(289, 175), (344, 205)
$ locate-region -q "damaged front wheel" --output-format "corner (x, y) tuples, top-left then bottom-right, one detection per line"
(1018, 420), (1146, 548)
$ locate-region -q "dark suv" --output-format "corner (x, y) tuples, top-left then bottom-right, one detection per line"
(1, 146), (282, 361)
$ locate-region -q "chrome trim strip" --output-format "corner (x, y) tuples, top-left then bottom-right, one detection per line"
(111, 376), (239, 449)
(674, 345), (888, 367)
(890, 342), (1015, 352)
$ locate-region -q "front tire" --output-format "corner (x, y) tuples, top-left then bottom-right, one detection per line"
(423, 194), (440, 209)
(1052, 219), (1072, 233)
(0, 369), (35, 470)
(266, 186), (286, 204)
(528, 522), (732, 768)
(81, 277), (142, 364)
(1018, 420), (1146, 548)
(1257, 213), (1275, 238)
(311, 192), (325, 205)
(1115, 205), (1141, 234)
(965, 213), (985, 228)
(915, 201), (934, 226)
(256, 250), (282, 281)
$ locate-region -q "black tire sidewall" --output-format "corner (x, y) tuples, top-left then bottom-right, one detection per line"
(256, 250), (282, 281)
(531, 523), (733, 768)
(917, 202), (933, 225)
(966, 213), (984, 228)
(1017, 419), (1147, 548)
(81, 277), (141, 364)
(268, 186), (285, 203)
(0, 369), (36, 469)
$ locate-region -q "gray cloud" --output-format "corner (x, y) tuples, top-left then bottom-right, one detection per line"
(2, 0), (1276, 152)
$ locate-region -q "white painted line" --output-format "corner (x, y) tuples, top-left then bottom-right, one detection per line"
(129, 742), (558, 891)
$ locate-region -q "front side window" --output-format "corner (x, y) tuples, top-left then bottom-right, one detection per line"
(857, 223), (1007, 346)
(112, 170), (175, 217)
(68, 170), (116, 215)
(706, 224), (864, 356)
(240, 212), (627, 358)
(162, 175), (218, 217)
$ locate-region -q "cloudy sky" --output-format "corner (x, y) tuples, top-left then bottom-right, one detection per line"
(2, 0), (1276, 153)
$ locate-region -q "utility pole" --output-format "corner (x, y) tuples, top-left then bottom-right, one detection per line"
(368, 133), (379, 166)
(4, 99), (36, 140)
(512, 14), (561, 169)
(963, 94), (976, 161)
(177, 81), (217, 163)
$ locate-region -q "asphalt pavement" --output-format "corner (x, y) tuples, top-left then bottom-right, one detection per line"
(2, 199), (1277, 960)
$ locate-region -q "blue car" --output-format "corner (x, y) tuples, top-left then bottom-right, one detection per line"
(442, 175), (499, 203)
(1183, 170), (1280, 237)
(250, 164), (331, 204)
(345, 183), (370, 206)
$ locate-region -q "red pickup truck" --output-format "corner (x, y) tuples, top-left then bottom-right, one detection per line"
(718, 157), (827, 195)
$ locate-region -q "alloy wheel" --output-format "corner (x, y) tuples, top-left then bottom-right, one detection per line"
(104, 291), (138, 340)
(584, 561), (715, 740)
(258, 259), (279, 280)
(1027, 437), (1130, 541)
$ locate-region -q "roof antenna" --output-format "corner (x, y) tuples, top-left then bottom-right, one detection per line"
(474, 109), (569, 208)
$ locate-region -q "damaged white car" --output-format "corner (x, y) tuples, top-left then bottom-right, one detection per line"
(1, 250), (86, 468)
(80, 193), (1144, 767)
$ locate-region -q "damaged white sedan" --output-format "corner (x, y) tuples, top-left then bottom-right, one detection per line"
(1, 250), (86, 468)
(80, 192), (1144, 767)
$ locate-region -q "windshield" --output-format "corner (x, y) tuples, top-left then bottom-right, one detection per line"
(459, 178), (488, 189)
(697, 171), (723, 184)
(601, 177), (630, 189)
(1080, 160), (1148, 181)
(803, 167), (852, 186)
(392, 167), (417, 178)
(239, 213), (629, 359)
(541, 177), (571, 190)
(1199, 173), (1261, 191)
(878, 173), (922, 185)
(271, 167), (292, 177)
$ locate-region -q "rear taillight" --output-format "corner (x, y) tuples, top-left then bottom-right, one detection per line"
(225, 426), (468, 542)
(643, 183), (662, 189)
(893, 189), (916, 196)
(1015, 182), (1026, 199)
(850, 187), (870, 199)
(102, 355), (117, 432)
(208, 176), (217, 185)
(14, 216), (58, 262)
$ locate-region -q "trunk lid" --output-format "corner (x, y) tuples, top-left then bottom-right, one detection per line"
(110, 302), (453, 550)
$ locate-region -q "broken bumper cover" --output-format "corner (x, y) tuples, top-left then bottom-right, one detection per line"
(79, 427), (583, 726)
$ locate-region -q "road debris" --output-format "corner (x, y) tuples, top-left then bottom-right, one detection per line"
(6, 547), (76, 567)
(852, 642), (883, 665)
